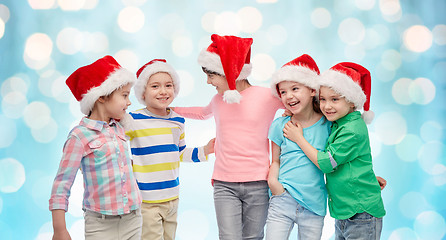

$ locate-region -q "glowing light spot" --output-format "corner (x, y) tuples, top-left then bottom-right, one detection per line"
(374, 111), (407, 145)
(0, 115), (16, 148)
(355, 0), (376, 10)
(81, 0), (98, 9)
(122, 0), (147, 6)
(1, 76), (29, 97)
(82, 32), (109, 53)
(338, 18), (365, 45)
(379, 0), (401, 15)
(392, 78), (412, 105)
(420, 121), (443, 142)
(176, 70), (194, 98)
(52, 75), (71, 103)
(251, 54), (276, 82)
(0, 4), (11, 23)
(31, 175), (54, 210)
(32, 117), (58, 143)
(389, 228), (418, 240)
(117, 6), (145, 33)
(177, 210), (209, 240)
(159, 13), (184, 40)
(24, 33), (53, 61)
(28, 0), (55, 9)
(414, 211), (446, 240)
(0, 19), (4, 39)
(237, 7), (262, 33)
(57, 0), (86, 11)
(374, 62), (395, 82)
(201, 12), (217, 33)
(0, 158), (25, 193)
(115, 50), (139, 73)
(408, 77), (435, 105)
(433, 25), (446, 45)
(1, 91), (28, 119)
(399, 191), (430, 219)
(267, 25), (287, 45)
(172, 35), (193, 57)
(56, 27), (83, 55)
(344, 44), (365, 62)
(418, 141), (445, 175)
(38, 70), (59, 97)
(381, 49), (401, 70)
(214, 11), (242, 35)
(403, 25), (432, 52)
(311, 8), (331, 29)
(395, 134), (422, 162)
(368, 131), (382, 158)
(256, 0), (277, 3)
(24, 101), (52, 130)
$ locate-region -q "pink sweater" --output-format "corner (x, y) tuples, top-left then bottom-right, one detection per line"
(174, 86), (283, 182)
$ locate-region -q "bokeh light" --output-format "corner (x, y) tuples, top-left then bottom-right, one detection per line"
(28, 0), (56, 10)
(0, 115), (17, 148)
(373, 111), (407, 145)
(338, 18), (366, 45)
(251, 53), (276, 82)
(237, 7), (262, 34)
(408, 77), (435, 105)
(0, 158), (25, 193)
(266, 25), (287, 45)
(0, 4), (10, 23)
(176, 70), (194, 98)
(117, 6), (145, 33)
(420, 121), (443, 142)
(172, 35), (194, 57)
(56, 27), (83, 55)
(214, 11), (242, 35)
(354, 0), (376, 10)
(403, 25), (433, 53)
(414, 211), (446, 240)
(58, 0), (86, 11)
(433, 24), (446, 45)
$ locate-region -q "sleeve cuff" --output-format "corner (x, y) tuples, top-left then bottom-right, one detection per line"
(317, 151), (336, 173)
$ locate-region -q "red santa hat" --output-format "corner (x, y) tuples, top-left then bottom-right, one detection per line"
(66, 55), (135, 115)
(320, 62), (374, 124)
(134, 59), (180, 105)
(198, 34), (253, 104)
(270, 54), (320, 98)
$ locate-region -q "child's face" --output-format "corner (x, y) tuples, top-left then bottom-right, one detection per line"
(278, 81), (316, 116)
(103, 83), (132, 120)
(319, 86), (355, 122)
(143, 72), (175, 116)
(206, 73), (229, 95)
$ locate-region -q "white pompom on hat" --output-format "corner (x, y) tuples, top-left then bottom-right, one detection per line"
(134, 59), (180, 105)
(65, 55), (135, 115)
(198, 34), (253, 104)
(320, 62), (374, 124)
(270, 54), (320, 98)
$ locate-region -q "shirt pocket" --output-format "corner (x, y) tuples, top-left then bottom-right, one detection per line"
(88, 138), (108, 163)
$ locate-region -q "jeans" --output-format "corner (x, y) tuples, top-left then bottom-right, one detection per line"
(335, 212), (383, 240)
(213, 180), (269, 240)
(265, 190), (324, 240)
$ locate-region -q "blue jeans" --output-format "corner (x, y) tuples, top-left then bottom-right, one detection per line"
(265, 190), (324, 240)
(335, 212), (383, 240)
(213, 180), (269, 240)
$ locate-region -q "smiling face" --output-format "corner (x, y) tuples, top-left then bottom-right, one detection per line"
(206, 72), (229, 95)
(278, 81), (316, 116)
(143, 72), (175, 116)
(103, 83), (132, 120)
(319, 86), (355, 121)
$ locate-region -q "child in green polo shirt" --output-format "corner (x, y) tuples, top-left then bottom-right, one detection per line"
(283, 62), (385, 240)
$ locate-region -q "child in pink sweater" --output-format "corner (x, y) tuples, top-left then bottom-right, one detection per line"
(174, 34), (283, 240)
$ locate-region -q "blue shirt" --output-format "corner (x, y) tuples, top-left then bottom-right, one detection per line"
(268, 116), (331, 216)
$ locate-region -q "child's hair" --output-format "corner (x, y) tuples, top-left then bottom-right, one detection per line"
(202, 67), (223, 76)
(312, 96), (322, 114)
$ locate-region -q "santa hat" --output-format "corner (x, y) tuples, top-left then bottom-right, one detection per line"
(270, 54), (320, 98)
(134, 59), (180, 105)
(320, 62), (374, 124)
(66, 55), (135, 115)
(198, 34), (253, 104)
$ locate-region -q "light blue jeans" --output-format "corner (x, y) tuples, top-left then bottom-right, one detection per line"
(335, 212), (383, 240)
(213, 180), (269, 240)
(265, 190), (324, 240)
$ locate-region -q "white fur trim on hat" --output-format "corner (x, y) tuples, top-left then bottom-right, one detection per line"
(134, 61), (180, 105)
(79, 68), (135, 115)
(223, 90), (242, 104)
(270, 65), (320, 98)
(361, 110), (375, 124)
(198, 49), (252, 80)
(320, 69), (366, 110)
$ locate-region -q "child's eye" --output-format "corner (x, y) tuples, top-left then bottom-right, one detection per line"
(319, 98), (325, 102)
(166, 84), (173, 88)
(292, 87), (299, 91)
(279, 90), (286, 95)
(332, 98), (338, 102)
(151, 85), (159, 89)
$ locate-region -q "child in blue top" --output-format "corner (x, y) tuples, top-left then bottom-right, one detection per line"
(266, 54), (329, 240)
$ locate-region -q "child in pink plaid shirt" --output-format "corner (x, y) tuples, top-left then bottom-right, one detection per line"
(49, 56), (142, 240)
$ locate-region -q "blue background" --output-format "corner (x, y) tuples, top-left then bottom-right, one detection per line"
(0, 0), (445, 239)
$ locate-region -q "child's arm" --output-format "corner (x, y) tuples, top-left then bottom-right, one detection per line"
(172, 99), (214, 120)
(51, 209), (71, 240)
(268, 142), (285, 195)
(283, 121), (320, 168)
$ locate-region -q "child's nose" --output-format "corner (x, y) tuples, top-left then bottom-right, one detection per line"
(206, 77), (212, 84)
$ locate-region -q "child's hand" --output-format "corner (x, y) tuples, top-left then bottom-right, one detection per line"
(376, 176), (387, 190)
(282, 109), (292, 117)
(204, 138), (216, 155)
(268, 180), (285, 196)
(52, 229), (71, 240)
(283, 121), (303, 143)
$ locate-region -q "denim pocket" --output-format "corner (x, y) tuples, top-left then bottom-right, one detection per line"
(348, 212), (373, 222)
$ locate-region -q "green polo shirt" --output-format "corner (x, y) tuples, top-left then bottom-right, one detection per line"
(317, 111), (385, 220)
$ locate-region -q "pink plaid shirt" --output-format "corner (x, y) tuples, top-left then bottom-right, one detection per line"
(49, 117), (141, 215)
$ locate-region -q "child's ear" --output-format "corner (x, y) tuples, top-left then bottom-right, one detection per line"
(98, 96), (106, 103)
(310, 88), (316, 97)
